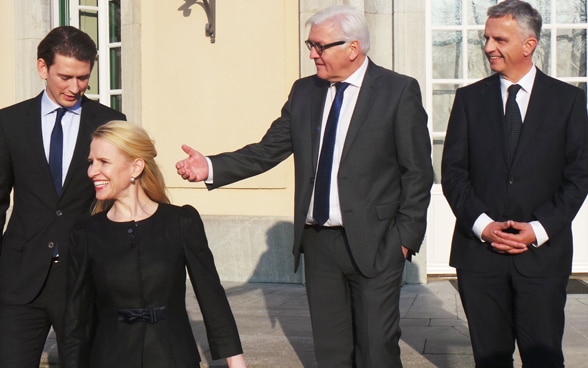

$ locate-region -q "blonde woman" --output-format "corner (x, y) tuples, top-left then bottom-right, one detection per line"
(63, 121), (246, 368)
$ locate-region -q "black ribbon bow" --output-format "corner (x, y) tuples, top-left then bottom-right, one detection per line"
(117, 306), (167, 324)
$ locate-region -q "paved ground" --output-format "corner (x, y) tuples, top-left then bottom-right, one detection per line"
(42, 278), (588, 367)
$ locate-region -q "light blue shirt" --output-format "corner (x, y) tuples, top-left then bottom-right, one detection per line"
(41, 91), (82, 186)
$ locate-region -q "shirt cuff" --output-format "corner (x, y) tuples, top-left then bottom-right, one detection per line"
(204, 157), (214, 184)
(472, 213), (494, 242)
(529, 221), (549, 247)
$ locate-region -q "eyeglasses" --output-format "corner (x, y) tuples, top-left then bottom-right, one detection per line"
(304, 40), (347, 55)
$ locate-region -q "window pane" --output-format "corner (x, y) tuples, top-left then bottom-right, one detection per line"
(80, 0), (98, 6)
(432, 84), (459, 133)
(110, 95), (122, 112)
(533, 29), (551, 74)
(556, 0), (587, 23)
(90, 58), (99, 95)
(557, 29), (587, 78)
(109, 0), (121, 43)
(528, 0), (551, 23)
(110, 47), (122, 89)
(432, 0), (461, 26)
(468, 30), (491, 78)
(59, 0), (70, 26)
(468, 0), (498, 25)
(433, 138), (445, 184)
(79, 9), (99, 43)
(433, 31), (463, 79)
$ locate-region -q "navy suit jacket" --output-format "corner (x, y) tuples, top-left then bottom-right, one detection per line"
(442, 69), (588, 277)
(207, 60), (433, 277)
(0, 93), (125, 304)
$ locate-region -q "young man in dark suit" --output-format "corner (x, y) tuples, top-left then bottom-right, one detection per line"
(442, 1), (588, 367)
(0, 26), (125, 367)
(176, 5), (433, 367)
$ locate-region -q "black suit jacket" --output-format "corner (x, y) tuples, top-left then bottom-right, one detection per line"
(442, 69), (588, 277)
(207, 60), (433, 277)
(0, 93), (125, 304)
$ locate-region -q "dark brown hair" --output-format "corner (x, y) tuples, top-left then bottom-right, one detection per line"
(37, 26), (97, 69)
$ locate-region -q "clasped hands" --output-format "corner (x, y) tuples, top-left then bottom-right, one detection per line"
(481, 220), (536, 255)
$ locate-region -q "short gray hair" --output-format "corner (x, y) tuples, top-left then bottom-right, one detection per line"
(487, 0), (542, 40)
(306, 5), (370, 54)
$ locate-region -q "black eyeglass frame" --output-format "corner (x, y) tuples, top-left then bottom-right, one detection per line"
(304, 40), (347, 55)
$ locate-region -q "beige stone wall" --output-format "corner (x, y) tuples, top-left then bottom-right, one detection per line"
(0, 0), (15, 107)
(135, 0), (300, 218)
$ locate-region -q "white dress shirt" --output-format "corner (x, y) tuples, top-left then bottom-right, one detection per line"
(305, 57), (370, 226)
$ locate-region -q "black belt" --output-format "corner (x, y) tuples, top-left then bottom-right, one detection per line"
(304, 224), (344, 231)
(118, 306), (167, 324)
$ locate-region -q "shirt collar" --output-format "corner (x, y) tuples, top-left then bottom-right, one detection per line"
(41, 90), (83, 117)
(334, 57), (369, 89)
(500, 65), (537, 95)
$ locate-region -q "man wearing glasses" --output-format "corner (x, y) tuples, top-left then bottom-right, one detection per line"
(176, 5), (433, 367)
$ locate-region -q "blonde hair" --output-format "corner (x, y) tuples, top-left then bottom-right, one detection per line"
(91, 120), (170, 214)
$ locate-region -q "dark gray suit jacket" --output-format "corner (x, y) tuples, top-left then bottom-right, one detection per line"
(207, 60), (433, 277)
(0, 93), (125, 304)
(442, 69), (588, 277)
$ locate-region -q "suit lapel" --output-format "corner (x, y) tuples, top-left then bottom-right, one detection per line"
(481, 75), (510, 167)
(62, 97), (94, 195)
(310, 78), (330, 172)
(511, 70), (549, 167)
(27, 96), (49, 169)
(340, 61), (378, 162)
(25, 94), (60, 200)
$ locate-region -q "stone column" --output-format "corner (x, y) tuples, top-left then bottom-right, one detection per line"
(14, 0), (51, 101)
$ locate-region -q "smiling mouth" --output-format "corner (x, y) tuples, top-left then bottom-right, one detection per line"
(94, 180), (108, 189)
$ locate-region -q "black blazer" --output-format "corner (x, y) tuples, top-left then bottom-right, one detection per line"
(0, 93), (125, 304)
(63, 204), (242, 367)
(442, 69), (588, 277)
(207, 60), (434, 277)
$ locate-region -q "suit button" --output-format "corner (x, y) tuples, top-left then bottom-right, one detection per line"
(48, 242), (55, 249)
(56, 210), (63, 216)
(508, 177), (515, 184)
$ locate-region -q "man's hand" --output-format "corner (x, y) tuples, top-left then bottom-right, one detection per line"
(175, 144), (209, 182)
(482, 220), (531, 255)
(402, 245), (410, 260)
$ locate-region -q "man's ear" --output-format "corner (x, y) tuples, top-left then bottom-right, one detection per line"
(37, 58), (49, 80)
(348, 40), (361, 61)
(523, 37), (538, 57)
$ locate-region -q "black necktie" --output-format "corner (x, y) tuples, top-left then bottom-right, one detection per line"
(49, 107), (67, 197)
(505, 84), (522, 163)
(313, 82), (349, 225)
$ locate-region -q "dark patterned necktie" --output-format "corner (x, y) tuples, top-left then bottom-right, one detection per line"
(313, 82), (349, 225)
(505, 84), (522, 163)
(49, 107), (67, 197)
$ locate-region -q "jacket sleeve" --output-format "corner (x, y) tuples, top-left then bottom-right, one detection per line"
(0, 112), (13, 243)
(441, 88), (490, 230)
(180, 205), (243, 360)
(62, 222), (95, 368)
(532, 87), (588, 237)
